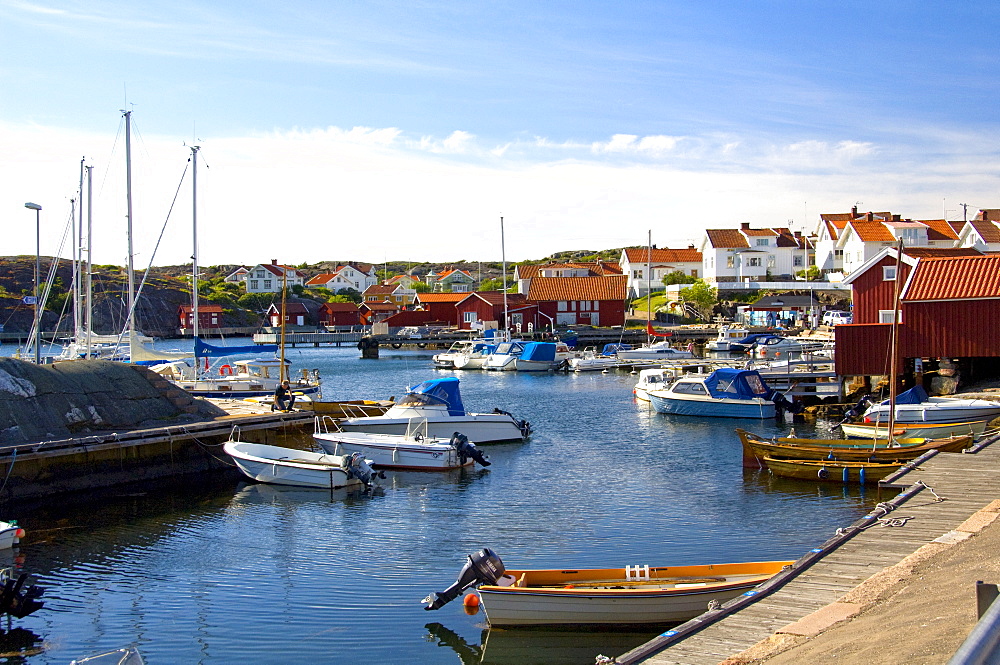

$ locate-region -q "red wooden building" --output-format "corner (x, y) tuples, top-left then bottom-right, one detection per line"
(455, 292), (540, 332)
(178, 304), (224, 330)
(836, 248), (1000, 382)
(318, 302), (362, 328)
(526, 275), (628, 328)
(266, 302), (311, 327)
(359, 301), (399, 324)
(414, 293), (467, 326)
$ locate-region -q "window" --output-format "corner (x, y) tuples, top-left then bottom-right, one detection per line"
(883, 266), (897, 281)
(835, 249), (843, 257)
(690, 269), (698, 277)
(264, 280), (272, 289)
(727, 256), (735, 269)
(748, 257), (762, 267)
(672, 382), (707, 395)
(793, 256), (803, 267)
(463, 312), (477, 323)
(756, 239), (769, 247)
(558, 301), (567, 311)
(580, 301), (590, 311)
(249, 280), (259, 290)
(633, 270), (643, 279)
(879, 310), (902, 324)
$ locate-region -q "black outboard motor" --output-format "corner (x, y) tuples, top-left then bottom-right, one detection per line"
(450, 432), (490, 467)
(423, 548), (505, 611)
(771, 392), (803, 420)
(491, 408), (532, 439)
(341, 452), (383, 488)
(841, 394), (873, 422)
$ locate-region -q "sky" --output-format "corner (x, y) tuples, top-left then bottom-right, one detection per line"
(2, 0), (999, 268)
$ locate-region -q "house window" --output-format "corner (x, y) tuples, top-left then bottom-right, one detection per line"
(793, 256), (803, 267)
(580, 301), (590, 311)
(727, 256), (735, 269)
(748, 257), (762, 267)
(690, 269), (698, 277)
(879, 310), (902, 323)
(756, 239), (769, 247)
(835, 249), (843, 257)
(249, 280), (259, 290)
(463, 312), (477, 323)
(633, 270), (642, 279)
(264, 280), (272, 289)
(558, 301), (568, 311)
(883, 266), (897, 281)
(256, 270), (265, 278)
(592, 301), (599, 309)
(709, 257), (714, 268)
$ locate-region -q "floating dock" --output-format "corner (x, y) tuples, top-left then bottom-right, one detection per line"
(619, 431), (1000, 664)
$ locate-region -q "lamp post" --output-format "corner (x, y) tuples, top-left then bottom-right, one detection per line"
(24, 202), (42, 364)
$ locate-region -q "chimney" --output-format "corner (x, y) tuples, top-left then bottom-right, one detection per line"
(851, 206), (858, 216)
(688, 244), (695, 250)
(741, 222), (751, 230)
(271, 259), (278, 265)
(794, 231), (801, 238)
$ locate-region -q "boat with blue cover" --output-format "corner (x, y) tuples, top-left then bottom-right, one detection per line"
(647, 368), (794, 418)
(338, 377), (531, 442)
(515, 342), (573, 372)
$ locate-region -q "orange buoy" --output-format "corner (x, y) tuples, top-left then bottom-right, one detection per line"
(463, 593), (480, 607)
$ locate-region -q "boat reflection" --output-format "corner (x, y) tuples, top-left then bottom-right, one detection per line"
(425, 622), (657, 665)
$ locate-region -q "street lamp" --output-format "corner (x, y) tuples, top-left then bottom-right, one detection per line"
(24, 203), (42, 364)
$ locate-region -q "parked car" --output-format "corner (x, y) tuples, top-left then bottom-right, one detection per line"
(822, 311), (852, 326)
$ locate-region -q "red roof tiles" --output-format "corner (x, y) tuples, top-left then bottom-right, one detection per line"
(905, 255), (1000, 301)
(527, 275), (627, 301)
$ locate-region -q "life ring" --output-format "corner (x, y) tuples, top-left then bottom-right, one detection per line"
(219, 364), (233, 376)
(817, 468), (829, 480)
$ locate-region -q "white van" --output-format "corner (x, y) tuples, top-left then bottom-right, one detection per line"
(822, 311), (852, 326)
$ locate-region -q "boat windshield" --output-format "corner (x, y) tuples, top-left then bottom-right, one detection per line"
(493, 342), (522, 356)
(397, 392), (449, 408)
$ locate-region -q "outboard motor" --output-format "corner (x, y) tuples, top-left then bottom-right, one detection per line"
(423, 548), (505, 611)
(491, 408), (532, 439)
(771, 392), (803, 420)
(450, 432), (490, 467)
(841, 394), (873, 422)
(341, 452), (383, 488)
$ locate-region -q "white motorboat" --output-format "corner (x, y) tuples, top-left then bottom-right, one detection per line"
(313, 420), (491, 470)
(0, 521), (24, 550)
(568, 345), (625, 372)
(514, 342), (576, 372)
(706, 326), (751, 352)
(632, 367), (676, 401)
(223, 439), (380, 489)
(616, 340), (695, 361)
(734, 334), (827, 359)
(433, 340), (495, 369)
(338, 377), (531, 443)
(647, 368), (790, 419)
(483, 341), (526, 371)
(861, 386), (1000, 424)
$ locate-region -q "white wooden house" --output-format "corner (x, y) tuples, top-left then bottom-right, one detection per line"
(245, 261), (305, 293)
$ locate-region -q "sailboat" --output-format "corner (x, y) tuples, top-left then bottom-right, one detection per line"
(616, 232), (694, 361)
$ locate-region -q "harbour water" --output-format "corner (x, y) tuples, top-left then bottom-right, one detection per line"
(2, 341), (885, 664)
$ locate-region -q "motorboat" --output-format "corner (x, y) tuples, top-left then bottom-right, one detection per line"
(514, 342), (575, 372)
(839, 419), (990, 441)
(423, 548), (793, 626)
(452, 342), (498, 370)
(647, 368), (791, 418)
(482, 341), (525, 371)
(632, 367), (676, 401)
(733, 334), (827, 359)
(433, 340), (495, 369)
(861, 386), (1000, 424)
(736, 428), (972, 466)
(152, 338), (320, 399)
(223, 439), (380, 489)
(615, 340), (695, 361)
(706, 326), (751, 352)
(0, 521), (24, 550)
(338, 377), (531, 443)
(568, 345), (627, 372)
(313, 420), (491, 471)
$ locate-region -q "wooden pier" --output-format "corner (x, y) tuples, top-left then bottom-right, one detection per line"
(619, 431), (1000, 664)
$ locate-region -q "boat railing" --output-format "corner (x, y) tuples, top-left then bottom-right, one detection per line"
(314, 416), (343, 435)
(404, 418), (431, 440)
(229, 424), (242, 442)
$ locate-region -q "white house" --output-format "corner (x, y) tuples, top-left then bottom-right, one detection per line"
(618, 247), (701, 297)
(223, 266), (249, 284)
(699, 224), (808, 284)
(955, 209), (1000, 252)
(304, 264), (378, 294)
(425, 268), (476, 292)
(836, 217), (962, 276)
(244, 261), (306, 293)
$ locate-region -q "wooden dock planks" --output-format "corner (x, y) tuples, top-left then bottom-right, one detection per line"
(627, 435), (1000, 665)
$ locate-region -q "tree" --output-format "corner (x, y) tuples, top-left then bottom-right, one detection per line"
(479, 278), (506, 291)
(678, 280), (718, 321)
(796, 266), (822, 281)
(413, 281), (432, 293)
(662, 270), (698, 286)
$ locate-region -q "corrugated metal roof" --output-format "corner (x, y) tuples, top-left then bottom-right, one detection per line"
(527, 275), (627, 301)
(905, 255), (1000, 301)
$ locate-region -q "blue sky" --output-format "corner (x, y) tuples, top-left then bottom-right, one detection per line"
(2, 1), (998, 266)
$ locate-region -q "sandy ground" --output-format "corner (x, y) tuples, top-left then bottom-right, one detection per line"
(721, 500), (1000, 665)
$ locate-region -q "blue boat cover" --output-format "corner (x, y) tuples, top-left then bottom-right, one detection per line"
(602, 343), (632, 355)
(405, 377), (466, 416)
(882, 385), (928, 405)
(195, 337), (279, 358)
(520, 342), (556, 362)
(736, 334), (780, 346)
(703, 368), (774, 400)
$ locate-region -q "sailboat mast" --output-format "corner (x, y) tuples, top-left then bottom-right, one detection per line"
(501, 216), (508, 339)
(190, 145), (200, 341)
(85, 164), (93, 359)
(279, 267), (288, 383)
(887, 239), (905, 436)
(646, 229), (652, 342)
(74, 157), (84, 338)
(123, 110), (136, 341)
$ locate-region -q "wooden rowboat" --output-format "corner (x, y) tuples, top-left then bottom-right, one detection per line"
(737, 428), (972, 468)
(477, 560), (792, 626)
(839, 419), (989, 441)
(759, 455), (903, 484)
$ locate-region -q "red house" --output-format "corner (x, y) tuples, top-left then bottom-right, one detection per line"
(836, 247), (998, 385)
(178, 304), (224, 330)
(527, 275), (628, 328)
(455, 292), (539, 332)
(414, 293), (467, 326)
(318, 302), (362, 328)
(266, 302), (311, 327)
(359, 301), (399, 324)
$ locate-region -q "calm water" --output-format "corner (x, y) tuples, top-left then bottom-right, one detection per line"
(1, 341), (884, 664)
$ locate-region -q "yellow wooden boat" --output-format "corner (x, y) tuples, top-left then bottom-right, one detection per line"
(737, 428), (972, 467)
(760, 455), (903, 484)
